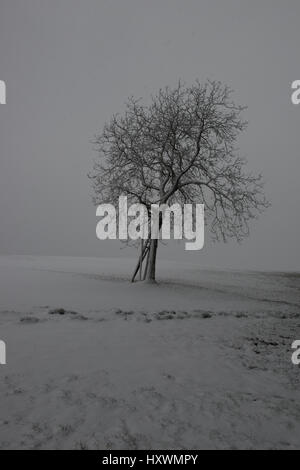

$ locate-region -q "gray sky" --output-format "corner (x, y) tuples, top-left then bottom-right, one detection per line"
(0, 0), (299, 271)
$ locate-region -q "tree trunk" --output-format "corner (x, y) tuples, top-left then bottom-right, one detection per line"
(131, 239), (150, 282)
(143, 209), (162, 283)
(131, 211), (161, 283)
(139, 239), (143, 280)
(144, 238), (158, 282)
(143, 246), (150, 280)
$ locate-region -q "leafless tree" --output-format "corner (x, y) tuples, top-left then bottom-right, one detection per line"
(90, 80), (269, 282)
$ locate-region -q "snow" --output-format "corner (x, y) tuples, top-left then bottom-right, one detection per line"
(0, 255), (299, 449)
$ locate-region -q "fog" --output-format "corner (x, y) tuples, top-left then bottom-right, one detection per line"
(0, 0), (299, 271)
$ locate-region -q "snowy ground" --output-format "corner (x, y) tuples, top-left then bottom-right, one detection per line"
(0, 255), (299, 450)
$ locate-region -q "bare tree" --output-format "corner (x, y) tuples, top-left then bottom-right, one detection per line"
(90, 80), (269, 282)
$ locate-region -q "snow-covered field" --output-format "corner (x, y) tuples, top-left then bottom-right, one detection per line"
(0, 255), (299, 450)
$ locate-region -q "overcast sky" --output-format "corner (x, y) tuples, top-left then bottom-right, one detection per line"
(0, 0), (299, 271)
